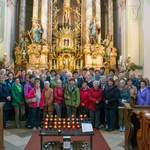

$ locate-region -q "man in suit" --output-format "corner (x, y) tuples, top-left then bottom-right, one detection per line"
(73, 71), (83, 88)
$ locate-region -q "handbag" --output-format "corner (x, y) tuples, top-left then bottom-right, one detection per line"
(27, 90), (37, 103)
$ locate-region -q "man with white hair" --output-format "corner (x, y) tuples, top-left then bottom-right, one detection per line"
(130, 73), (140, 90)
(60, 69), (67, 82)
(85, 74), (93, 88)
(137, 73), (143, 82)
(119, 73), (125, 81)
(40, 74), (46, 90)
(62, 72), (72, 88)
(27, 69), (32, 75)
(88, 80), (103, 129)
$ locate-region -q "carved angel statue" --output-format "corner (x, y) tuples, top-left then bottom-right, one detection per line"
(2, 55), (14, 74)
(73, 7), (81, 23)
(77, 0), (81, 5)
(53, 7), (60, 21)
(53, 20), (58, 30)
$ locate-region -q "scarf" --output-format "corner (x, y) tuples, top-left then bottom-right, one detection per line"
(68, 85), (76, 93)
(0, 81), (6, 85)
(106, 85), (115, 92)
(82, 87), (87, 91)
(29, 82), (35, 88)
(15, 83), (22, 93)
(118, 86), (127, 92)
(95, 76), (100, 81)
(62, 76), (67, 82)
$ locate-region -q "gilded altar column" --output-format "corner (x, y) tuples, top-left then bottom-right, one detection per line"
(19, 0), (26, 43)
(85, 0), (93, 43)
(32, 0), (39, 20)
(108, 0), (113, 45)
(41, 0), (48, 41)
(95, 0), (101, 43)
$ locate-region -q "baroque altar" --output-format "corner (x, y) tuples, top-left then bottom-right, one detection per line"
(14, 0), (117, 73)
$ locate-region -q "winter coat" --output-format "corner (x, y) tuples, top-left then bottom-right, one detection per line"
(88, 87), (102, 111)
(64, 86), (80, 107)
(78, 87), (89, 109)
(53, 88), (64, 104)
(136, 88), (150, 106)
(11, 84), (25, 106)
(26, 88), (44, 108)
(102, 86), (118, 109)
(0, 82), (12, 110)
(132, 78), (140, 90)
(43, 88), (54, 111)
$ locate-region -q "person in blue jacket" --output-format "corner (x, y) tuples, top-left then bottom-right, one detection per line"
(0, 75), (12, 128)
(130, 73), (140, 90)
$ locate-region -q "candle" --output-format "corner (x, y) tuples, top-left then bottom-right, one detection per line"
(76, 118), (79, 122)
(45, 118), (49, 122)
(58, 129), (61, 133)
(72, 126), (75, 130)
(45, 122), (48, 125)
(67, 122), (70, 125)
(54, 125), (57, 129)
(67, 118), (70, 122)
(63, 125), (66, 130)
(46, 114), (49, 118)
(54, 115), (57, 118)
(45, 126), (48, 130)
(63, 119), (66, 122)
(80, 118), (83, 121)
(77, 125), (80, 129)
(54, 122), (57, 125)
(50, 115), (53, 118)
(58, 126), (61, 129)
(72, 121), (75, 125)
(58, 122), (61, 125)
(58, 118), (61, 122)
(50, 118), (53, 122)
(49, 125), (52, 129)
(80, 115), (83, 118)
(67, 126), (71, 130)
(76, 122), (79, 125)
(63, 122), (66, 125)
(72, 118), (75, 121)
(84, 115), (87, 119)
(72, 115), (75, 118)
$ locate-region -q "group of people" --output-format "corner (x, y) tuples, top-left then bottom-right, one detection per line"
(0, 67), (150, 132)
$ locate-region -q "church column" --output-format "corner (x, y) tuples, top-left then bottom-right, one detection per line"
(19, 0), (26, 43)
(95, 0), (101, 43)
(128, 0), (140, 65)
(108, 0), (113, 45)
(85, 0), (93, 43)
(48, 0), (52, 45)
(32, 0), (39, 19)
(41, 0), (48, 41)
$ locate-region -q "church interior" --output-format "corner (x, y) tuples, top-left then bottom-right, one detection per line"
(0, 0), (150, 150)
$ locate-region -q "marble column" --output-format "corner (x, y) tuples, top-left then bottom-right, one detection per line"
(48, 0), (52, 45)
(95, 0), (101, 43)
(19, 0), (26, 43)
(85, 0), (93, 43)
(128, 0), (140, 65)
(41, 0), (48, 41)
(119, 0), (126, 60)
(108, 0), (113, 45)
(32, 0), (39, 19)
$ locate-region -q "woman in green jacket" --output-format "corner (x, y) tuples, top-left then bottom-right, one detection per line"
(11, 77), (25, 128)
(64, 78), (80, 118)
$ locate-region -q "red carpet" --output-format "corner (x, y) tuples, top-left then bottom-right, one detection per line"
(25, 129), (110, 150)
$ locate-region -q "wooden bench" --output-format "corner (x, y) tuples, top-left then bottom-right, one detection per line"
(124, 103), (150, 150)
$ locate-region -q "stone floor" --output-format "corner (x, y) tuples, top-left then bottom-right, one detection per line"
(4, 127), (124, 150)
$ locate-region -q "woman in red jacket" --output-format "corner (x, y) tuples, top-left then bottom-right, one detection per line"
(78, 81), (89, 117)
(88, 81), (102, 129)
(26, 80), (44, 130)
(53, 80), (64, 118)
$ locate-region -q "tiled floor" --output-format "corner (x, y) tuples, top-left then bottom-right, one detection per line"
(4, 127), (124, 150)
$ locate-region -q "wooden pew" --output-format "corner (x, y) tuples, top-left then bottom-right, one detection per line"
(136, 111), (150, 150)
(124, 103), (150, 150)
(0, 102), (5, 150)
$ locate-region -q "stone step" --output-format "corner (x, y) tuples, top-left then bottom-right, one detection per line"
(6, 121), (26, 127)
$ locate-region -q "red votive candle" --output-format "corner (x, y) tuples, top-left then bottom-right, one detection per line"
(72, 126), (75, 130)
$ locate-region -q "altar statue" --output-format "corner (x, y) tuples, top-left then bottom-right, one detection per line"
(89, 18), (101, 44)
(73, 7), (81, 23)
(53, 7), (60, 21)
(30, 23), (43, 44)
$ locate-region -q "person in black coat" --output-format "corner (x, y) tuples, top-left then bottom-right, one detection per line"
(73, 71), (83, 88)
(0, 75), (12, 128)
(102, 78), (118, 132)
(85, 74), (93, 88)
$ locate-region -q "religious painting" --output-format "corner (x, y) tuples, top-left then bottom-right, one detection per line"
(63, 38), (70, 47)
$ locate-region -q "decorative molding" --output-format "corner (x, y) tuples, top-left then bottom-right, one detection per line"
(119, 0), (126, 12)
(128, 0), (140, 20)
(7, 0), (14, 9)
